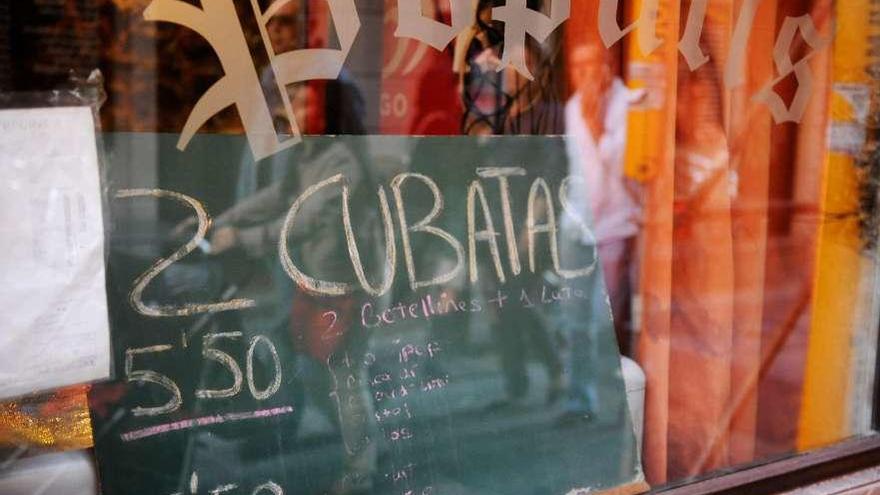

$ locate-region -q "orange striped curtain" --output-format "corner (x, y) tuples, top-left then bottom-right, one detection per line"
(620, 0), (842, 485)
(626, 0), (680, 484)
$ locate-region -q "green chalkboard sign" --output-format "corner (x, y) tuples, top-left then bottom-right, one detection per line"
(89, 134), (645, 495)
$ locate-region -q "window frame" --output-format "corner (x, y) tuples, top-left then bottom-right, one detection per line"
(655, 335), (880, 494)
(656, 435), (880, 494)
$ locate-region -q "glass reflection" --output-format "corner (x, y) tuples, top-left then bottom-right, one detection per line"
(90, 132), (640, 495)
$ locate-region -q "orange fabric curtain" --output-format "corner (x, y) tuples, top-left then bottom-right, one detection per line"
(666, 0), (736, 480)
(727, 0), (775, 467)
(632, 0), (835, 484)
(755, 0), (833, 460)
(629, 0), (680, 484)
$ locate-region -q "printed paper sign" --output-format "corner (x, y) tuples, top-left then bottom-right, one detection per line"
(0, 107), (110, 399)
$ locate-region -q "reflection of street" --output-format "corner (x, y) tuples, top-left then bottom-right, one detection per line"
(91, 133), (641, 495)
(263, 317), (635, 495)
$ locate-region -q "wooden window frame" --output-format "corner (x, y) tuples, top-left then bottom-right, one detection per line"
(655, 328), (880, 494)
(656, 435), (880, 494)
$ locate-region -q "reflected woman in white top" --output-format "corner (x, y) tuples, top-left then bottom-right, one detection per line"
(564, 42), (642, 357)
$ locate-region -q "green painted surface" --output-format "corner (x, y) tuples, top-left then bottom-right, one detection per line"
(89, 134), (640, 495)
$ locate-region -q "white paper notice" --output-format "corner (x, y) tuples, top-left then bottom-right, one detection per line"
(0, 107), (111, 400)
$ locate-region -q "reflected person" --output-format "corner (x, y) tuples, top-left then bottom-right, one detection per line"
(208, 106), (377, 495)
(195, 8), (377, 486)
(564, 42), (641, 356)
(560, 42), (642, 422)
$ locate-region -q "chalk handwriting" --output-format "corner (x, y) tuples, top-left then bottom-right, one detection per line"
(115, 189), (256, 317)
(168, 472), (284, 495)
(362, 284), (588, 330)
(125, 345), (182, 417)
(391, 173), (466, 290)
(370, 339), (449, 493)
(281, 171), (598, 297)
(121, 406), (294, 442)
(343, 181), (397, 297)
(246, 335), (283, 400)
(467, 179), (506, 283)
(279, 175), (351, 296)
(327, 351), (372, 455)
(196, 332), (244, 400)
(126, 334), (281, 417)
(477, 168), (526, 277)
(321, 310), (341, 341)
